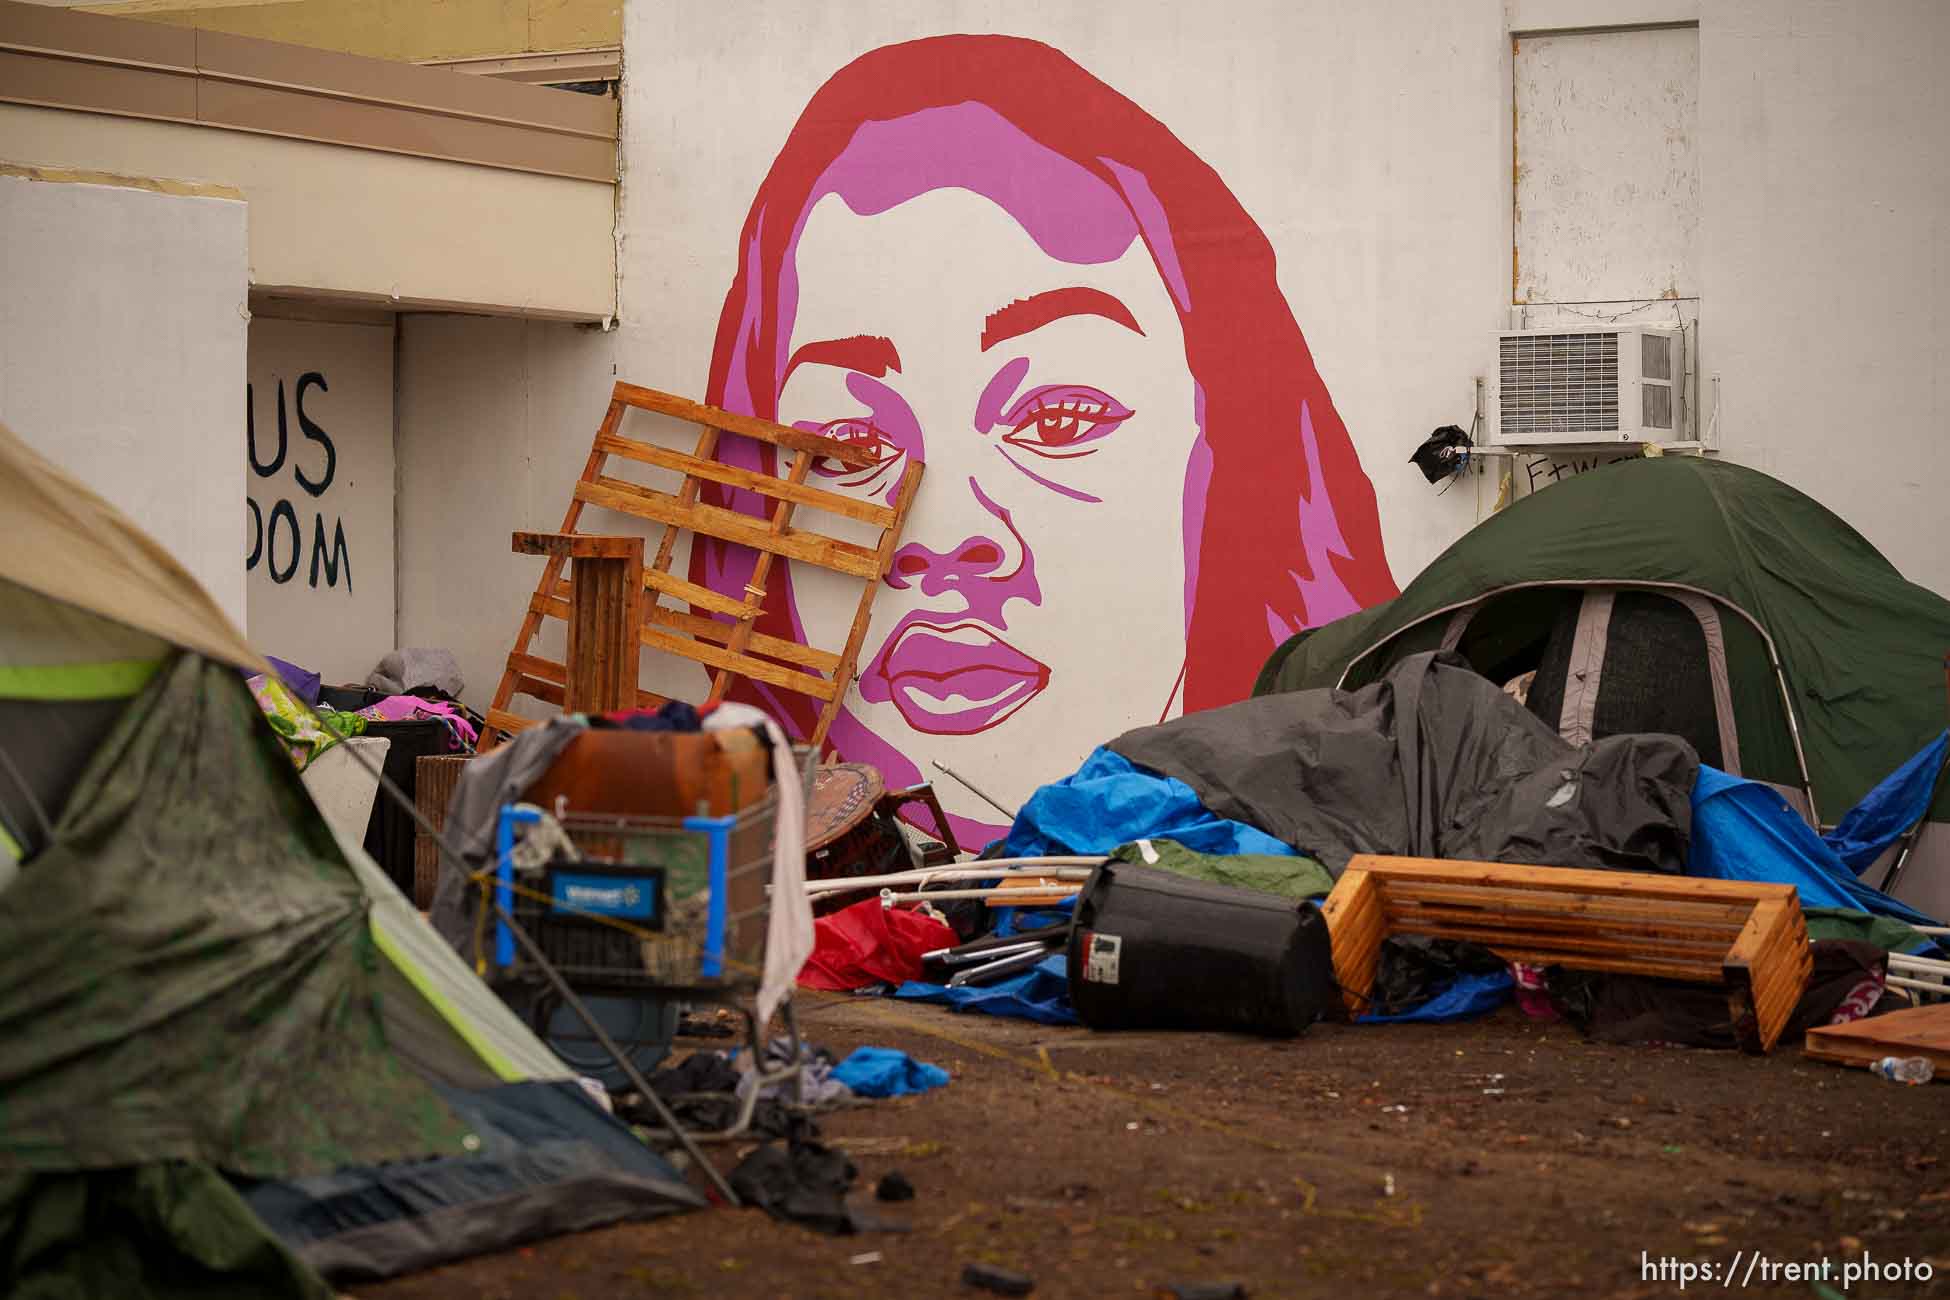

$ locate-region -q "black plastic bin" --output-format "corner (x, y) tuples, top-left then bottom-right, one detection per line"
(1064, 860), (1338, 1037)
(354, 718), (458, 895)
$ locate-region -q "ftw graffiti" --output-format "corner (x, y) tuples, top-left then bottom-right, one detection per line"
(246, 371), (351, 591)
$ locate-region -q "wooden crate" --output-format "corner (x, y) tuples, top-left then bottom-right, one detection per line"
(1321, 855), (1813, 1053)
(411, 754), (473, 909)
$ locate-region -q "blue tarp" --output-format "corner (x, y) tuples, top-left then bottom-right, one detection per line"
(1001, 748), (1298, 859)
(831, 1047), (950, 1098)
(895, 953), (1078, 1025)
(1689, 766), (1938, 927)
(1357, 970), (1514, 1024)
(1822, 730), (1948, 875)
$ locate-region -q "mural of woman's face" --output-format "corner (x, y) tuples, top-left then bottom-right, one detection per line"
(773, 124), (1200, 835)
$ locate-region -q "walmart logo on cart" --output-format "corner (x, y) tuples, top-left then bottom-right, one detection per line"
(550, 872), (660, 921)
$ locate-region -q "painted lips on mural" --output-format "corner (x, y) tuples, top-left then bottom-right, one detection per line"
(692, 34), (1398, 846)
(866, 617), (1051, 736)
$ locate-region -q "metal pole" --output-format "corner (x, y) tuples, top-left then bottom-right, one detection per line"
(930, 760), (1018, 820)
(492, 902), (740, 1207)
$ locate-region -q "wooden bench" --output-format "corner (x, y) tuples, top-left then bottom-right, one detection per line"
(1321, 855), (1812, 1052)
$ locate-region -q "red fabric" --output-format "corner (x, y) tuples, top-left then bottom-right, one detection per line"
(798, 899), (959, 991)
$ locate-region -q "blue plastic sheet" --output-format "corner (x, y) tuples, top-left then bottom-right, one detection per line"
(1002, 748), (1298, 859)
(1822, 730), (1948, 875)
(831, 1047), (950, 1098)
(895, 953), (1078, 1025)
(1357, 969), (1513, 1024)
(1690, 767), (1937, 927)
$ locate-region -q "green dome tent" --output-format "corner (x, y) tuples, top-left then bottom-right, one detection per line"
(1254, 456), (1950, 913)
(0, 420), (698, 1298)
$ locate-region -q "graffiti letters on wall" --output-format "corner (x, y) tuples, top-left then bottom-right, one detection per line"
(1522, 452), (1637, 493)
(245, 372), (352, 592)
(688, 35), (1401, 844)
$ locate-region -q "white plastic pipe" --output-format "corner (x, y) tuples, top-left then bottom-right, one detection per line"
(875, 885), (1082, 904)
(799, 859), (1103, 895)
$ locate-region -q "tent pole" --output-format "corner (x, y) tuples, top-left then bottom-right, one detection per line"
(1765, 645), (1820, 825)
(492, 900), (741, 1207)
(1878, 652), (1950, 896)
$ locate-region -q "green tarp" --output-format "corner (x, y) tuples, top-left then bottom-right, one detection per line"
(1, 1165), (330, 1300)
(1254, 456), (1950, 826)
(1110, 839), (1336, 899)
(0, 655), (470, 1178)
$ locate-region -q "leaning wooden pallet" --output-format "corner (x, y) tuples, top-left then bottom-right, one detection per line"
(480, 382), (924, 752)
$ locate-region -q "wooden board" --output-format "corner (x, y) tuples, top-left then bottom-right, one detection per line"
(482, 382), (924, 753)
(1804, 1003), (1950, 1077)
(1323, 855), (1812, 1053)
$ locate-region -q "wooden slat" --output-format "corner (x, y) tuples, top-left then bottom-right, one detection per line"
(515, 675), (565, 707)
(1348, 854), (1801, 904)
(1378, 883), (1751, 929)
(1805, 1003), (1950, 1072)
(575, 475), (881, 578)
(509, 652), (567, 685)
(645, 603), (842, 674)
(484, 707), (535, 736)
(528, 590), (572, 621)
(512, 530), (644, 560)
(1386, 921), (1728, 971)
(641, 570), (755, 619)
(638, 623), (838, 702)
(1380, 905), (1743, 947)
(611, 382), (880, 468)
(1476, 952), (1738, 983)
(595, 431), (897, 527)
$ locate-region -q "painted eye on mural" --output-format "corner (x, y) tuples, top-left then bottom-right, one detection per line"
(999, 385), (1134, 459)
(800, 418), (902, 485)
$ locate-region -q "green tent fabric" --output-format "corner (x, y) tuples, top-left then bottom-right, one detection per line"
(0, 654), (471, 1177)
(1, 1165), (330, 1300)
(1110, 839), (1335, 899)
(1801, 906), (1932, 954)
(1254, 456), (1950, 830)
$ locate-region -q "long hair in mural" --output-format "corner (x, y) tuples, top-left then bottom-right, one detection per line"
(695, 34), (1397, 843)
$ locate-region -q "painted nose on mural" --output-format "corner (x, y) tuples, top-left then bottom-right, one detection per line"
(886, 535), (1007, 598)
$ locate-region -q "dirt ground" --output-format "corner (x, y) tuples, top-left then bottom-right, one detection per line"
(362, 992), (1950, 1300)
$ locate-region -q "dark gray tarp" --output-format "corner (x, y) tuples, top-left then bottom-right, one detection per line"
(240, 1081), (705, 1283)
(1110, 652), (1698, 875)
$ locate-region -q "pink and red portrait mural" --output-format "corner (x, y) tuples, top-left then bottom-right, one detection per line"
(693, 34), (1397, 846)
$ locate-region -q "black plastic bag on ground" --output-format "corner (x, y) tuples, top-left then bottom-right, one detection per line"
(1369, 936), (1508, 1017)
(1544, 940), (1886, 1049)
(728, 1137), (859, 1235)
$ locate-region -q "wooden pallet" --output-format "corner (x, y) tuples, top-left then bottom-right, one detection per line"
(1322, 855), (1813, 1052)
(1804, 1003), (1950, 1077)
(481, 383), (923, 751)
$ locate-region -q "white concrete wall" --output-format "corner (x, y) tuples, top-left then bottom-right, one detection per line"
(246, 314), (396, 683)
(395, 314), (616, 706)
(1702, 0), (1950, 597)
(391, 0), (1950, 840)
(0, 172), (248, 626)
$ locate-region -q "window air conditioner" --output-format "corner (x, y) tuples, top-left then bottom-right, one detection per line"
(1487, 325), (1684, 446)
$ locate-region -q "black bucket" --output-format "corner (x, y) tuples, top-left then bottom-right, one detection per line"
(1064, 860), (1337, 1036)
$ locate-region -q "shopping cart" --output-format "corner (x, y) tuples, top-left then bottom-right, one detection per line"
(476, 745), (818, 1148)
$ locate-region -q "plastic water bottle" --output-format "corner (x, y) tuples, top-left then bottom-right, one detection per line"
(1870, 1056), (1934, 1085)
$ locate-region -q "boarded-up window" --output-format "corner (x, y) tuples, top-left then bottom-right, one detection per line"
(1514, 26), (1700, 305)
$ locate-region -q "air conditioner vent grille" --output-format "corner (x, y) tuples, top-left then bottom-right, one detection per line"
(1498, 331), (1620, 435)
